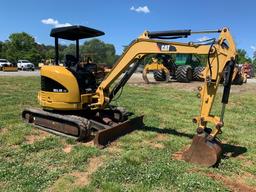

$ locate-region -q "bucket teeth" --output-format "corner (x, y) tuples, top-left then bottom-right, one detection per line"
(182, 133), (222, 167)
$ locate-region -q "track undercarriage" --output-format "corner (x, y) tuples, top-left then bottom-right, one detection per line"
(22, 107), (143, 147)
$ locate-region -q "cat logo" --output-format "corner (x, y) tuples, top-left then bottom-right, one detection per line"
(157, 43), (176, 52)
(161, 45), (170, 51)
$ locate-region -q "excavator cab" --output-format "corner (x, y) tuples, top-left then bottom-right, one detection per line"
(50, 25), (104, 93)
(23, 25), (144, 145)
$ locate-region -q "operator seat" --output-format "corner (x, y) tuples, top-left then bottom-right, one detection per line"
(65, 54), (96, 93)
(65, 54), (77, 67)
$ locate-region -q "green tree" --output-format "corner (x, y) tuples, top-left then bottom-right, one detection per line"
(62, 44), (76, 58)
(5, 32), (41, 65)
(81, 39), (118, 66)
(41, 45), (55, 60)
(57, 39), (119, 65)
(252, 51), (256, 70)
(237, 49), (251, 64)
(0, 41), (6, 58)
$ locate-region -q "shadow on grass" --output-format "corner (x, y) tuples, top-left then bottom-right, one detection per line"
(141, 126), (247, 159)
(221, 143), (247, 158)
(142, 126), (194, 139)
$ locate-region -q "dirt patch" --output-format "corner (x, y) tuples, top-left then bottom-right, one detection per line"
(206, 173), (256, 192)
(241, 172), (256, 184)
(82, 140), (95, 147)
(127, 73), (256, 94)
(155, 133), (169, 142)
(127, 73), (201, 91)
(25, 130), (49, 144)
(70, 156), (105, 187)
(107, 142), (122, 154)
(142, 133), (169, 149)
(230, 83), (256, 94)
(62, 137), (94, 153)
(0, 181), (8, 190)
(0, 128), (7, 134)
(243, 159), (254, 167)
(47, 156), (105, 191)
(148, 142), (164, 149)
(171, 146), (189, 160)
(62, 144), (73, 153)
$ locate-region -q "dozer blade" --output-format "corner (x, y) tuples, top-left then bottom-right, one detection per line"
(94, 116), (144, 147)
(182, 133), (222, 167)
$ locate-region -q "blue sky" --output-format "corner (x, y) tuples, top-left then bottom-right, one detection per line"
(0, 0), (255, 57)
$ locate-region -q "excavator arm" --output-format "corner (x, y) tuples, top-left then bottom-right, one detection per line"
(194, 28), (237, 139)
(94, 27), (237, 166)
(95, 28), (236, 129)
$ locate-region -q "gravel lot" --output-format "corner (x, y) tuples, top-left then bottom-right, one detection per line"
(0, 70), (40, 76)
(0, 70), (255, 93)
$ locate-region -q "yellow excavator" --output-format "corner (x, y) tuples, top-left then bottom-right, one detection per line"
(22, 25), (237, 167)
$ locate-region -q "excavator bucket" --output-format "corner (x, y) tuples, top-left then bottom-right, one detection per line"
(182, 133), (222, 167)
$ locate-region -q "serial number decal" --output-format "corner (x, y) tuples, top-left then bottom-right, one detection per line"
(157, 43), (177, 52)
(53, 89), (67, 93)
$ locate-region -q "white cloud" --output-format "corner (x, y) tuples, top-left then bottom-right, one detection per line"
(34, 36), (41, 45)
(60, 40), (69, 45)
(56, 23), (72, 28)
(41, 18), (72, 28)
(197, 36), (210, 42)
(250, 45), (256, 51)
(41, 18), (58, 25)
(130, 6), (150, 14)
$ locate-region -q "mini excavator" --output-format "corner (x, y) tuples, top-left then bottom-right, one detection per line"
(22, 25), (237, 167)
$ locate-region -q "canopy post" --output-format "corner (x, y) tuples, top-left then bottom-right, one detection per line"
(76, 39), (79, 62)
(55, 37), (59, 65)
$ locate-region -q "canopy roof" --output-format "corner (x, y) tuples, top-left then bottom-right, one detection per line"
(50, 25), (105, 40)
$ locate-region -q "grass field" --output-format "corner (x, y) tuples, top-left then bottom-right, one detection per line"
(0, 76), (256, 192)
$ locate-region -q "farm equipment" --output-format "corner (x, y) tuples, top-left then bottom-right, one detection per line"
(0, 59), (18, 71)
(143, 53), (205, 83)
(2, 64), (18, 72)
(22, 25), (237, 167)
(232, 65), (247, 84)
(220, 64), (247, 85)
(242, 63), (254, 78)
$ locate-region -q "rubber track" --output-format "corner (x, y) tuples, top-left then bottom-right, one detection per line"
(22, 108), (88, 140)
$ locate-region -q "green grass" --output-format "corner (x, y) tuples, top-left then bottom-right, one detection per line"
(0, 76), (255, 191)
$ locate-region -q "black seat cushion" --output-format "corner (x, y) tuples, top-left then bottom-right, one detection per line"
(68, 68), (97, 94)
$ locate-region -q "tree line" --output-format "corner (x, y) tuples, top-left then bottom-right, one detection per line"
(0, 32), (119, 66)
(0, 32), (256, 69)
